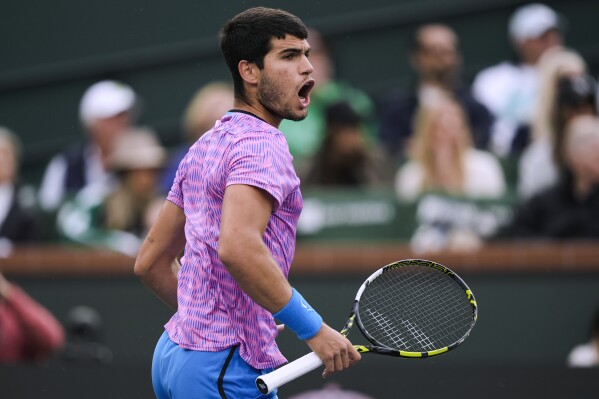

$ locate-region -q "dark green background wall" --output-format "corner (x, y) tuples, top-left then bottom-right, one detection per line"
(1, 0), (598, 182)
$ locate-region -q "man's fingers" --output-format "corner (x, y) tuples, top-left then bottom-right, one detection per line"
(350, 345), (362, 362)
(321, 347), (353, 378)
(322, 358), (334, 378)
(341, 353), (350, 369)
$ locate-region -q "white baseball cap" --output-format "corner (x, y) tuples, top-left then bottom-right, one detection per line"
(509, 3), (560, 41)
(79, 80), (136, 125)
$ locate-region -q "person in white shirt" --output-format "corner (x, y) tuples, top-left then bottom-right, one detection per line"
(472, 3), (563, 157)
(37, 80), (138, 212)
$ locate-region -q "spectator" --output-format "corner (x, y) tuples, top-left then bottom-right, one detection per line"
(473, 3), (563, 157)
(394, 90), (506, 202)
(0, 271), (65, 362)
(502, 115), (599, 238)
(303, 101), (392, 187)
(567, 305), (599, 367)
(279, 27), (378, 175)
(0, 127), (42, 248)
(38, 80), (138, 212)
(160, 81), (234, 194)
(518, 49), (593, 199)
(56, 127), (166, 256)
(379, 23), (493, 163)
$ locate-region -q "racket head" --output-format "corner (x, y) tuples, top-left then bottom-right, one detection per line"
(354, 259), (477, 358)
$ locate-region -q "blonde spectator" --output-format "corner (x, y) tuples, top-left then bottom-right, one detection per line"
(160, 82), (234, 193)
(394, 90), (506, 202)
(530, 48), (586, 142)
(518, 48), (594, 199)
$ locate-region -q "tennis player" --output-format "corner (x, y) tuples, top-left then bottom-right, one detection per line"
(134, 7), (361, 399)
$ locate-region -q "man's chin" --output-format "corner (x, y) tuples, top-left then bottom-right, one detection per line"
(286, 110), (308, 122)
(265, 104), (308, 123)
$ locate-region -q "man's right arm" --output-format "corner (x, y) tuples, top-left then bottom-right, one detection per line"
(218, 184), (360, 376)
(134, 200), (186, 309)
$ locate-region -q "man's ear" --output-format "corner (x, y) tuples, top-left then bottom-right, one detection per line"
(238, 60), (259, 86)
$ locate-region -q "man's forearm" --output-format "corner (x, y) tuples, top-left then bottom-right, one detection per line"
(134, 201), (186, 310)
(219, 236), (292, 313)
(138, 258), (179, 310)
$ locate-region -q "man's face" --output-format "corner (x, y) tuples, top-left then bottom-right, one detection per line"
(256, 35), (315, 122)
(412, 26), (461, 84)
(516, 29), (562, 65)
(87, 111), (132, 151)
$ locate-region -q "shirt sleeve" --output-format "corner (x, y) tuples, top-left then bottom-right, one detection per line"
(167, 151), (189, 209)
(226, 133), (297, 211)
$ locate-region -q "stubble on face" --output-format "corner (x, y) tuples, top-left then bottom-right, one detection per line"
(257, 73), (308, 122)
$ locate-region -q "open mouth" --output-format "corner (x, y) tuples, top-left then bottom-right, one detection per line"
(298, 80), (315, 103)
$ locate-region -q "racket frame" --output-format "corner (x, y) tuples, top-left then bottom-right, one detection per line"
(352, 259), (478, 358)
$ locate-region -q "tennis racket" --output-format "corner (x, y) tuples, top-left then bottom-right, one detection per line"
(256, 258), (478, 394)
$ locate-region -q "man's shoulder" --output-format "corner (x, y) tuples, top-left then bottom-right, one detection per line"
(217, 115), (289, 156)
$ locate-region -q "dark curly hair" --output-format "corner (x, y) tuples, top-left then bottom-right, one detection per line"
(219, 7), (308, 102)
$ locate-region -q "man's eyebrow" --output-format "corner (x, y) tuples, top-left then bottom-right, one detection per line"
(279, 46), (311, 56)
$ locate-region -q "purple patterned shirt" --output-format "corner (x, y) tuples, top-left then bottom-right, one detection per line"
(165, 111), (302, 369)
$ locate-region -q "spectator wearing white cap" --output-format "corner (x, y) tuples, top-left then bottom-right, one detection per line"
(472, 3), (563, 158)
(38, 80), (138, 212)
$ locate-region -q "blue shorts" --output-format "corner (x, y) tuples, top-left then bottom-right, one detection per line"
(152, 331), (278, 399)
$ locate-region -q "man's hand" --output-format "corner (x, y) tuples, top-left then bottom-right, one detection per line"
(306, 323), (361, 378)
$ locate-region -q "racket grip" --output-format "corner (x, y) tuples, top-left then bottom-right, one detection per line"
(256, 352), (322, 394)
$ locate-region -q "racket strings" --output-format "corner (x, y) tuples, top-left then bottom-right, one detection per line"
(358, 264), (474, 352)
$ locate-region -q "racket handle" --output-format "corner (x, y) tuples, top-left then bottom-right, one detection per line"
(256, 352), (322, 394)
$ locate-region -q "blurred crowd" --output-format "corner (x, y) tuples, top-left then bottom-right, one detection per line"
(1, 3), (599, 259)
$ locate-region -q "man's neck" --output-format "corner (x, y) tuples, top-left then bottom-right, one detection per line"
(233, 100), (281, 128)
